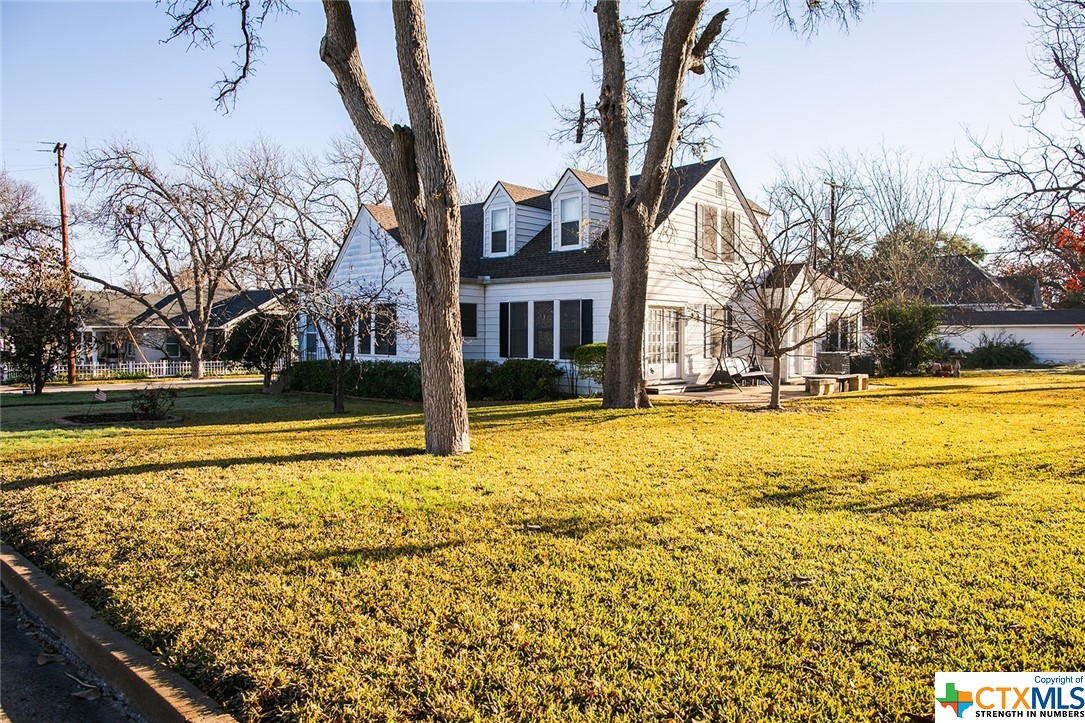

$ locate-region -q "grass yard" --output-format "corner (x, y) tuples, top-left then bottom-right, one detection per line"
(1, 375), (1083, 722)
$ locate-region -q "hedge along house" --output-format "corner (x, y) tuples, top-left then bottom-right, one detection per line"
(322, 157), (865, 390)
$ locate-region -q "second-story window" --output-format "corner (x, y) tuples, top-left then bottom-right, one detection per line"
(491, 207), (509, 255)
(560, 197), (581, 247)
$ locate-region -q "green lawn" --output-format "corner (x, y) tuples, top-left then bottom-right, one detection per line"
(1, 375), (1082, 722)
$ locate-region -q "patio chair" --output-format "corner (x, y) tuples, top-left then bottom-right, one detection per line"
(707, 357), (739, 387)
(732, 356), (771, 387)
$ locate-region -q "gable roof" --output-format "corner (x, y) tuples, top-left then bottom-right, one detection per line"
(996, 274), (1043, 308)
(78, 290), (165, 328)
(568, 168), (609, 192)
(497, 182), (550, 210)
(926, 255), (1030, 307)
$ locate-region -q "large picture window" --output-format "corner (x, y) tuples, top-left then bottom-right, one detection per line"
(560, 197), (581, 247)
(490, 207), (509, 255)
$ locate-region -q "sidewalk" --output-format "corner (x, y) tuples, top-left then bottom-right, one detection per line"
(0, 592), (134, 723)
(0, 376), (263, 396)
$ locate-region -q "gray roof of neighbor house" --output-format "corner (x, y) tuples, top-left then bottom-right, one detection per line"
(79, 289), (284, 330)
(78, 290), (164, 328)
(925, 255), (1037, 307)
(940, 308), (1085, 326)
(995, 274), (1043, 308)
(358, 159), (726, 281)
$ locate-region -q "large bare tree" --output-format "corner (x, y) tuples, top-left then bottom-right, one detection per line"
(167, 0), (470, 454)
(80, 137), (279, 378)
(583, 0), (862, 409)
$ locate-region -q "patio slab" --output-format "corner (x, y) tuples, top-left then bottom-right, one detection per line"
(661, 383), (811, 405)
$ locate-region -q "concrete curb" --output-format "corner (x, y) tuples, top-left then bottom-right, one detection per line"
(0, 545), (236, 723)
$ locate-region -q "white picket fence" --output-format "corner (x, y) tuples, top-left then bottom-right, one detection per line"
(72, 360), (273, 381)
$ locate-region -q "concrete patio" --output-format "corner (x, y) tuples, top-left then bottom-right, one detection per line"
(657, 382), (811, 405)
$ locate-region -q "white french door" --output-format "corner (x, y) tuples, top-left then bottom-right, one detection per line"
(644, 307), (682, 380)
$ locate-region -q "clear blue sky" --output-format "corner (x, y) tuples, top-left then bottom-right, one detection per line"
(2, 0), (1043, 276)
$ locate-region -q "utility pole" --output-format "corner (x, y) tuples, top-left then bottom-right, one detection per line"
(824, 180), (843, 280)
(54, 142), (76, 385)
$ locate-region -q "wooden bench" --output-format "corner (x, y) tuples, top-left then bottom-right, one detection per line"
(804, 373), (869, 396)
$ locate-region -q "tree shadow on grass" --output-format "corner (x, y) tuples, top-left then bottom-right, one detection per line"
(752, 485), (1002, 515)
(2, 447), (427, 491)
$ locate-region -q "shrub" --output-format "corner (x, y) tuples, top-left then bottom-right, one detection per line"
(113, 370), (149, 380)
(869, 301), (942, 375)
(463, 360), (500, 400)
(284, 360), (334, 393)
(130, 385), (178, 420)
(285, 358), (563, 402)
(572, 343), (606, 389)
(965, 333), (1035, 369)
(489, 359), (563, 401)
(352, 361), (422, 402)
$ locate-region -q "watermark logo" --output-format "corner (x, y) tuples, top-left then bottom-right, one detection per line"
(935, 673), (1085, 720)
(937, 682), (975, 718)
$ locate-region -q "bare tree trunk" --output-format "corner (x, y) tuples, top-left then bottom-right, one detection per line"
(321, 0), (470, 454)
(263, 369), (272, 392)
(770, 355), (784, 410)
(192, 353), (205, 380)
(596, 0), (725, 409)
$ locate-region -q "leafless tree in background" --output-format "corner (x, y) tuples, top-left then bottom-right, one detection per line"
(162, 0), (471, 454)
(80, 137), (278, 378)
(954, 0), (1084, 298)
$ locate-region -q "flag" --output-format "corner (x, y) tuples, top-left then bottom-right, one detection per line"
(94, 389), (107, 402)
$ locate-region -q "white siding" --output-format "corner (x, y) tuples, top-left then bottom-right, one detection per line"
(326, 209), (420, 360)
(644, 161), (767, 384)
(938, 325), (1085, 364)
(550, 171), (603, 251)
(482, 187), (514, 258)
(515, 205), (550, 251)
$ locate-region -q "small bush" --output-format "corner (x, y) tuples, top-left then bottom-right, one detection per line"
(130, 385), (178, 420)
(869, 301), (943, 375)
(113, 370), (149, 380)
(353, 361), (422, 402)
(284, 360), (335, 393)
(463, 360), (501, 400)
(489, 359), (563, 401)
(572, 343), (606, 388)
(965, 333), (1035, 369)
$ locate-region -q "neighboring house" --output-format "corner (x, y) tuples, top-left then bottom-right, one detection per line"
(929, 255), (1084, 363)
(77, 289), (285, 365)
(321, 157), (865, 387)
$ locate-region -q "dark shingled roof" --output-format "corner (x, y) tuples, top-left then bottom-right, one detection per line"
(941, 308), (1085, 326)
(78, 290), (165, 328)
(129, 289), (282, 329)
(498, 182), (551, 211)
(357, 159), (727, 281)
(996, 274), (1043, 308)
(926, 255), (1029, 307)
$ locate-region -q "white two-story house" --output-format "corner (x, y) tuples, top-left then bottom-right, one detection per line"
(320, 157), (864, 387)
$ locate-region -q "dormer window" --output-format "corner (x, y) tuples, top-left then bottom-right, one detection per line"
(490, 207), (509, 255)
(560, 197), (581, 247)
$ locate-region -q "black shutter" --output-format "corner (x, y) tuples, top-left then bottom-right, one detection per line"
(580, 299), (593, 345)
(499, 302), (509, 358)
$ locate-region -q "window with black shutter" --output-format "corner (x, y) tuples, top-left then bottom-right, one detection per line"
(374, 303), (397, 356)
(533, 301), (554, 359)
(358, 311), (372, 355)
